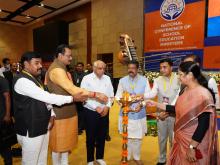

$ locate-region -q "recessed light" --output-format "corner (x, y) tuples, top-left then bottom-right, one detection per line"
(26, 15), (31, 19)
(39, 3), (44, 7)
(0, 9), (2, 12)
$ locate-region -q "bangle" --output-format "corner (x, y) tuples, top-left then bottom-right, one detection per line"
(189, 144), (196, 149)
(93, 92), (96, 98)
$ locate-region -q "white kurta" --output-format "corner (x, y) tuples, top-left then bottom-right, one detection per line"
(118, 116), (147, 139)
(116, 74), (151, 139)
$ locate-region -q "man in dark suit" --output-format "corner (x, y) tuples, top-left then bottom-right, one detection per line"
(3, 62), (19, 117)
(0, 76), (12, 165)
(72, 62), (86, 134)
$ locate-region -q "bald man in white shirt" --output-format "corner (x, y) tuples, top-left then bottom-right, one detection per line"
(81, 60), (114, 165)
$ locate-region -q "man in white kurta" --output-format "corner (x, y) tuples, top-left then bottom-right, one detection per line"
(116, 61), (151, 165)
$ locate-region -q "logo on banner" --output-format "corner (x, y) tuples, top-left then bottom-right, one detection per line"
(160, 0), (185, 21)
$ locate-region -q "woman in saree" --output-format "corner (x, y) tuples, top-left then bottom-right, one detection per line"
(145, 61), (219, 165)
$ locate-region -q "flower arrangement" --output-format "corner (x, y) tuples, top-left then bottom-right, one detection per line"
(207, 72), (220, 84)
(144, 71), (160, 83)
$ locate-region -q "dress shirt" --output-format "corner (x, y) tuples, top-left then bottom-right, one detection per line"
(80, 72), (114, 111)
(144, 73), (180, 105)
(169, 77), (219, 107)
(143, 80), (159, 99)
(14, 77), (73, 107)
(0, 67), (6, 77)
(208, 77), (220, 109)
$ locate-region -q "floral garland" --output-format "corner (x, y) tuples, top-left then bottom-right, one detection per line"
(144, 71), (220, 84)
(207, 72), (220, 84)
(144, 71), (160, 83)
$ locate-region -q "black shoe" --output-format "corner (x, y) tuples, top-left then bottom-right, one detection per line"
(156, 162), (166, 165)
(12, 148), (22, 157)
(105, 135), (111, 141)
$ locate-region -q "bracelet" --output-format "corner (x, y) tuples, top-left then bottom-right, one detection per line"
(93, 92), (96, 98)
(189, 144), (196, 149)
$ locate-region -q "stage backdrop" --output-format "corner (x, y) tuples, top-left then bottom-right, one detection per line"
(144, 0), (220, 71)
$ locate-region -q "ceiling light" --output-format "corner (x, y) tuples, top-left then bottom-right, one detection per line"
(26, 15), (31, 19)
(0, 9), (2, 12)
(39, 3), (44, 7)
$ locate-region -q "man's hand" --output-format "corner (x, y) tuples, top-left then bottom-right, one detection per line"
(101, 106), (109, 117)
(96, 106), (104, 114)
(131, 94), (144, 103)
(3, 114), (11, 124)
(73, 90), (89, 102)
(158, 112), (169, 121)
(134, 103), (142, 112)
(145, 100), (157, 107)
(48, 116), (55, 130)
(95, 92), (108, 104)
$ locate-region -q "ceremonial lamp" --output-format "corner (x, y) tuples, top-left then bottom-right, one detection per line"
(116, 92), (143, 165)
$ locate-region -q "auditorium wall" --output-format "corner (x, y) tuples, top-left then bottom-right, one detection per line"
(26, 0), (144, 78)
(26, 21), (44, 51)
(26, 19), (88, 66)
(45, 2), (91, 65)
(0, 22), (28, 63)
(0, 0), (144, 78)
(91, 0), (144, 78)
(69, 19), (87, 66)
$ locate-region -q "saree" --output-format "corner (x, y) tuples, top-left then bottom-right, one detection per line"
(168, 86), (219, 165)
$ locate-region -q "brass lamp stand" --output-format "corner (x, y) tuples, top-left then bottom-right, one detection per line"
(116, 92), (133, 165)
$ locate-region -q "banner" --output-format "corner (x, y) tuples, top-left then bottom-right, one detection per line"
(144, 50), (203, 71)
(203, 0), (220, 69)
(207, 0), (220, 37)
(144, 0), (220, 70)
(144, 0), (205, 52)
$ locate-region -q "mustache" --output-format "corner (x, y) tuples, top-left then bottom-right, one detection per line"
(128, 71), (134, 74)
(37, 68), (42, 72)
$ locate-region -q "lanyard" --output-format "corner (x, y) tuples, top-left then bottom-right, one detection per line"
(22, 70), (44, 89)
(163, 73), (174, 92)
(129, 75), (138, 92)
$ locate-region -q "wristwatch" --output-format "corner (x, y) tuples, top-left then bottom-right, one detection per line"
(189, 144), (196, 149)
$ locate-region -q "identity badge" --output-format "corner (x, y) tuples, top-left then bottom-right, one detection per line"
(162, 97), (169, 105)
